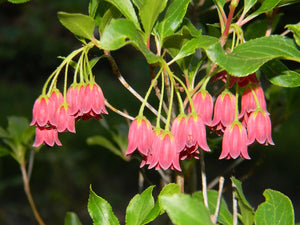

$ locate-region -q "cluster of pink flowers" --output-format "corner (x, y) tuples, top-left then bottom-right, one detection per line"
(126, 73), (274, 171)
(30, 81), (107, 147)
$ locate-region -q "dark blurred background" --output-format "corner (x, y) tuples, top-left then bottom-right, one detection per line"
(0, 0), (299, 224)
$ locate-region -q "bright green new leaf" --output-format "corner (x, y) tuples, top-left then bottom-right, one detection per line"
(8, 0), (30, 3)
(99, 5), (121, 34)
(125, 186), (155, 225)
(140, 0), (167, 39)
(88, 186), (120, 225)
(89, 0), (100, 18)
(161, 194), (214, 225)
(104, 0), (140, 30)
(247, 0), (281, 21)
(57, 12), (95, 40)
(286, 24), (300, 46)
(143, 183), (180, 224)
(64, 212), (83, 225)
(255, 189), (295, 225)
(193, 191), (233, 225)
(213, 0), (226, 8)
(154, 0), (190, 46)
(132, 0), (145, 10)
(87, 135), (123, 158)
(206, 35), (300, 77)
(243, 0), (257, 16)
(232, 178), (255, 225)
(99, 19), (161, 64)
(261, 60), (300, 87)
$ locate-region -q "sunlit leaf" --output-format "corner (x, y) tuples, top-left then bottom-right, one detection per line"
(7, 0), (30, 3)
(285, 24), (300, 46)
(57, 12), (95, 40)
(247, 0), (281, 21)
(243, 0), (257, 16)
(255, 189), (295, 225)
(88, 186), (119, 225)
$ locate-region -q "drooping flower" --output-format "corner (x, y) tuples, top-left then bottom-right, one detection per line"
(126, 116), (153, 156)
(219, 121), (250, 159)
(33, 126), (62, 147)
(211, 91), (236, 133)
(66, 83), (81, 116)
(30, 95), (55, 127)
(190, 90), (213, 126)
(185, 113), (210, 152)
(54, 103), (76, 133)
(48, 88), (64, 126)
(247, 109), (274, 146)
(171, 114), (187, 152)
(147, 130), (181, 171)
(240, 85), (267, 118)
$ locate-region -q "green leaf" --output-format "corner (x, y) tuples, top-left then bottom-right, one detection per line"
(88, 186), (119, 225)
(0, 147), (10, 157)
(261, 60), (300, 87)
(7, 0), (30, 3)
(140, 0), (167, 39)
(7, 117), (30, 145)
(161, 194), (214, 225)
(99, 19), (161, 64)
(214, 0), (226, 8)
(243, 0), (257, 16)
(143, 183), (181, 224)
(231, 178), (255, 225)
(255, 189), (295, 225)
(89, 0), (100, 18)
(64, 212), (83, 225)
(206, 35), (300, 77)
(87, 135), (123, 158)
(99, 5), (122, 34)
(285, 24), (300, 46)
(132, 0), (145, 10)
(193, 191), (233, 225)
(126, 186), (155, 225)
(57, 12), (95, 40)
(154, 0), (190, 46)
(247, 0), (281, 20)
(104, 0), (140, 30)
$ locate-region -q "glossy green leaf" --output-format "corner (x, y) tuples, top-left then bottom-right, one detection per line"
(243, 0), (257, 15)
(231, 178), (255, 225)
(99, 5), (121, 34)
(126, 186), (155, 225)
(278, 0), (300, 7)
(286, 24), (300, 46)
(99, 19), (161, 64)
(193, 191), (233, 225)
(143, 183), (181, 224)
(131, 0), (145, 10)
(154, 0), (190, 46)
(87, 135), (123, 158)
(64, 212), (83, 225)
(104, 0), (140, 30)
(255, 189), (295, 225)
(140, 0), (167, 39)
(206, 35), (300, 77)
(7, 0), (30, 3)
(247, 0), (281, 20)
(88, 186), (119, 225)
(89, 0), (100, 18)
(161, 194), (214, 225)
(57, 12), (95, 40)
(261, 60), (300, 87)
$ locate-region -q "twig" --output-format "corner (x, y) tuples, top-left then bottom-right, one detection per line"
(175, 172), (184, 193)
(20, 163), (46, 225)
(211, 176), (225, 224)
(199, 151), (209, 209)
(105, 100), (135, 121)
(232, 178), (238, 225)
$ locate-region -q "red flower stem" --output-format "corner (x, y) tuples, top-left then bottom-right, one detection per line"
(20, 163), (46, 225)
(220, 0), (239, 47)
(199, 150), (209, 210)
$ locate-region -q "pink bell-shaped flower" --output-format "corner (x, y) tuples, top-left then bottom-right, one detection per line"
(220, 121), (250, 159)
(190, 90), (213, 126)
(247, 109), (274, 146)
(48, 89), (64, 126)
(66, 83), (81, 116)
(30, 95), (54, 127)
(211, 91), (236, 133)
(126, 116), (153, 156)
(171, 114), (187, 152)
(185, 113), (210, 152)
(148, 130), (181, 171)
(33, 126), (62, 147)
(55, 103), (76, 133)
(240, 85), (267, 123)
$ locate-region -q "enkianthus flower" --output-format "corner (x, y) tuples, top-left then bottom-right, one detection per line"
(33, 126), (62, 147)
(126, 116), (153, 156)
(30, 94), (55, 127)
(189, 90), (213, 126)
(147, 130), (181, 171)
(211, 90), (236, 133)
(220, 121), (250, 159)
(48, 89), (64, 127)
(247, 109), (274, 146)
(171, 114), (187, 152)
(54, 103), (76, 133)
